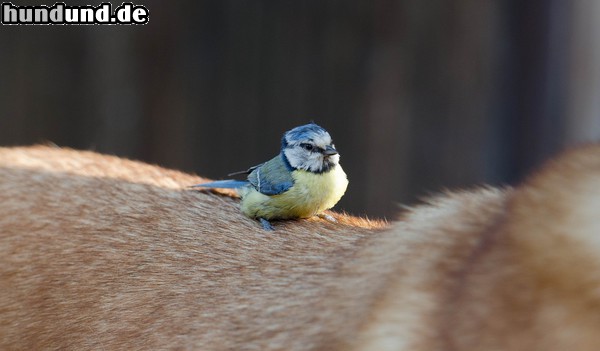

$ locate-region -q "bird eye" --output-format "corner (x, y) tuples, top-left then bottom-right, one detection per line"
(301, 143), (314, 151)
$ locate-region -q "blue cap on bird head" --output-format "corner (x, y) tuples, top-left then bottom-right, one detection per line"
(281, 123), (331, 148)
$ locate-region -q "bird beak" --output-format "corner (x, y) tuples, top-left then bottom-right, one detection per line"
(322, 145), (338, 156)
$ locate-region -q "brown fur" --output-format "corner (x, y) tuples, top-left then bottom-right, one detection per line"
(0, 145), (599, 350)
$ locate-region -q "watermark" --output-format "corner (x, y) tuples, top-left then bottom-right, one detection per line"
(1, 2), (149, 25)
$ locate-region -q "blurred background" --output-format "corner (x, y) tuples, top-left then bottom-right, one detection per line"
(1, 0), (599, 219)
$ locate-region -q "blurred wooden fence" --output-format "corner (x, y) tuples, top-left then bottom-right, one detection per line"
(0, 0), (598, 217)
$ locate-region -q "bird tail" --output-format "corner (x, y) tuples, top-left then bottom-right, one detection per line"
(190, 180), (249, 189)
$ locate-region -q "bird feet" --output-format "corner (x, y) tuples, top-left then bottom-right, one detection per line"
(259, 218), (275, 231)
(317, 213), (337, 223)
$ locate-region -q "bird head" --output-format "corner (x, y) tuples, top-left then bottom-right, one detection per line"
(281, 123), (340, 173)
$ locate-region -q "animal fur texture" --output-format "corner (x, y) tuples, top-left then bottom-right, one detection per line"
(0, 144), (599, 350)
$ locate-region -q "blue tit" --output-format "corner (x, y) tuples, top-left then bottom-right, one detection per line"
(192, 123), (348, 230)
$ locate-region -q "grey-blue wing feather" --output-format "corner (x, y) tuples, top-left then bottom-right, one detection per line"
(248, 155), (294, 195)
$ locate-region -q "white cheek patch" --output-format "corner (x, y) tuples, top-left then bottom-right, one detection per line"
(284, 148), (306, 169)
(305, 153), (325, 172)
(285, 146), (339, 172)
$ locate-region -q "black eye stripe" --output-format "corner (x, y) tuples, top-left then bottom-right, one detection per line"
(300, 143), (314, 151)
(299, 143), (330, 154)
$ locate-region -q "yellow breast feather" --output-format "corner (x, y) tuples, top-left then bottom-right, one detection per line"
(240, 165), (348, 220)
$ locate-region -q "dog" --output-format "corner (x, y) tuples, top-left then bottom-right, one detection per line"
(0, 144), (599, 350)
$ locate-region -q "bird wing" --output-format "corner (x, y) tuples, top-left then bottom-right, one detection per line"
(247, 155), (294, 196)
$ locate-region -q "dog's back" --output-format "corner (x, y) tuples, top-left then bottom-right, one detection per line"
(1, 145), (599, 350)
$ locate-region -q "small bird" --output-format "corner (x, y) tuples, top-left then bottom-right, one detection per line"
(192, 123), (349, 230)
